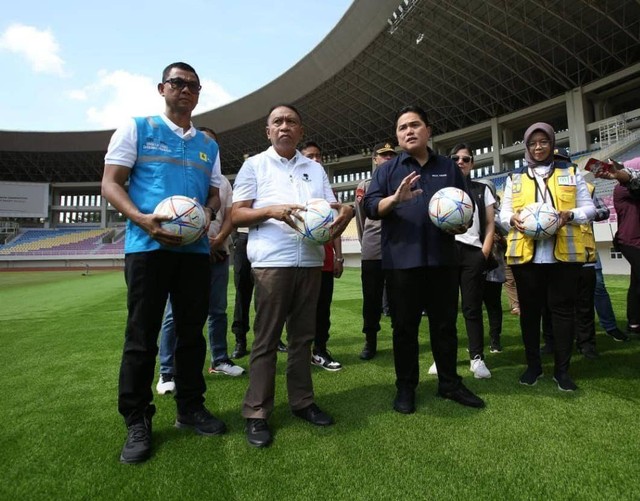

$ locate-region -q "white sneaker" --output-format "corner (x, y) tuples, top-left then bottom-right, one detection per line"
(428, 362), (438, 375)
(156, 373), (175, 395)
(311, 350), (343, 371)
(470, 355), (491, 379)
(209, 359), (245, 377)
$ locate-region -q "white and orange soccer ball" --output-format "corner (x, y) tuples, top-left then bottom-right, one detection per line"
(153, 195), (206, 246)
(519, 202), (561, 240)
(428, 187), (474, 234)
(293, 198), (335, 244)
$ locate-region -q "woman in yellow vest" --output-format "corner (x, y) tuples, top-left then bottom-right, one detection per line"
(500, 122), (596, 392)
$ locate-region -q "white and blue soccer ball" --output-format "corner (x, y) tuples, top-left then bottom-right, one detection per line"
(153, 195), (206, 246)
(519, 202), (560, 240)
(428, 187), (473, 233)
(294, 198), (334, 244)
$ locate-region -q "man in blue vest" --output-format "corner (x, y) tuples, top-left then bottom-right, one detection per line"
(102, 62), (223, 464)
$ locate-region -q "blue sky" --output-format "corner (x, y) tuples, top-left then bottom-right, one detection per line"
(0, 0), (352, 132)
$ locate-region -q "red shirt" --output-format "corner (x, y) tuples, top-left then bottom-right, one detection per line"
(322, 242), (334, 271)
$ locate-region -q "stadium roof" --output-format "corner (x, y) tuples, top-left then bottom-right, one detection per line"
(1, 0), (639, 182)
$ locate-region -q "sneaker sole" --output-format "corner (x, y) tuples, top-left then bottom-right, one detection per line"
(208, 369), (245, 377)
(553, 377), (577, 392)
(519, 374), (543, 386)
(119, 452), (150, 464)
(472, 371), (492, 379)
(312, 361), (343, 372)
(175, 421), (227, 436)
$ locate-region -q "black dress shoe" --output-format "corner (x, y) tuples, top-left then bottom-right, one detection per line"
(232, 342), (248, 359)
(437, 385), (485, 408)
(359, 341), (377, 360)
(393, 387), (415, 414)
(245, 418), (272, 448)
(292, 403), (334, 426)
(277, 340), (288, 353)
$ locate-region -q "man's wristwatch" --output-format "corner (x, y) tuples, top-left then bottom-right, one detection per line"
(335, 257), (345, 263)
(567, 211), (574, 222)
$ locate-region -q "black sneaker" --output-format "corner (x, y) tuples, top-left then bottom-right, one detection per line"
(489, 342), (502, 353)
(246, 418), (272, 448)
(627, 324), (640, 335)
(175, 407), (226, 436)
(312, 349), (343, 371)
(277, 340), (288, 353)
(578, 346), (599, 360)
(232, 342), (248, 359)
(519, 367), (543, 386)
(120, 408), (154, 464)
(553, 373), (578, 392)
(606, 328), (629, 342)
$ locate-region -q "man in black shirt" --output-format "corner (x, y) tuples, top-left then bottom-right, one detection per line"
(363, 105), (485, 413)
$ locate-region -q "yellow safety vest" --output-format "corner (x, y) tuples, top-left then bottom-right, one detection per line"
(506, 164), (586, 265)
(580, 183), (597, 263)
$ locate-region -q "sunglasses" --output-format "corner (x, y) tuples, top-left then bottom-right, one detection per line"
(451, 155), (472, 164)
(164, 77), (202, 94)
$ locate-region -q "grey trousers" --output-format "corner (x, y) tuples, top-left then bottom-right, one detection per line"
(242, 267), (321, 419)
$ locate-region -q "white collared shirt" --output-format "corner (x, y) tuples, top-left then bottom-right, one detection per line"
(500, 165), (596, 263)
(233, 146), (337, 268)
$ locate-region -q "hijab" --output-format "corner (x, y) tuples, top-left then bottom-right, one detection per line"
(523, 122), (555, 168)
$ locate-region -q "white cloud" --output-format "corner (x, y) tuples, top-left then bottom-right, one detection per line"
(197, 78), (235, 112)
(67, 89), (87, 101)
(0, 23), (65, 76)
(71, 70), (235, 129)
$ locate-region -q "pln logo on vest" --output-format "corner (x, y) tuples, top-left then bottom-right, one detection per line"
(199, 152), (209, 163)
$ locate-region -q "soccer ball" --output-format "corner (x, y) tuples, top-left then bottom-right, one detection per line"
(153, 195), (206, 246)
(293, 198), (334, 244)
(519, 202), (560, 240)
(428, 187), (474, 233)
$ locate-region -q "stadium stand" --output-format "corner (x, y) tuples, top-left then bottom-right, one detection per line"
(0, 0), (639, 272)
(0, 228), (114, 256)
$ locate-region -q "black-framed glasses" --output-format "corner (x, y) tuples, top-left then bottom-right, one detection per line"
(451, 155), (472, 164)
(526, 140), (551, 148)
(164, 77), (201, 94)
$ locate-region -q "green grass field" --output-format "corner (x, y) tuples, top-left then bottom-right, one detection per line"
(1, 269), (638, 500)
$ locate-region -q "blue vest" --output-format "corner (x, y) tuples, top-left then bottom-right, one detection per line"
(125, 116), (218, 254)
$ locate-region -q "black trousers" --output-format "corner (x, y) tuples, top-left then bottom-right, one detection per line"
(575, 266), (597, 351)
(387, 266), (462, 393)
(119, 251), (209, 426)
(482, 280), (503, 344)
(231, 232), (254, 344)
(314, 270), (334, 351)
(458, 243), (487, 359)
(619, 243), (640, 326)
(512, 263), (581, 377)
(361, 259), (385, 342)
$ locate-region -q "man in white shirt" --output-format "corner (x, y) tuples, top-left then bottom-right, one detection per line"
(232, 104), (353, 448)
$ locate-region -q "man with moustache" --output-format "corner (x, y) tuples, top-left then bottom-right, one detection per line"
(231, 104), (353, 447)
